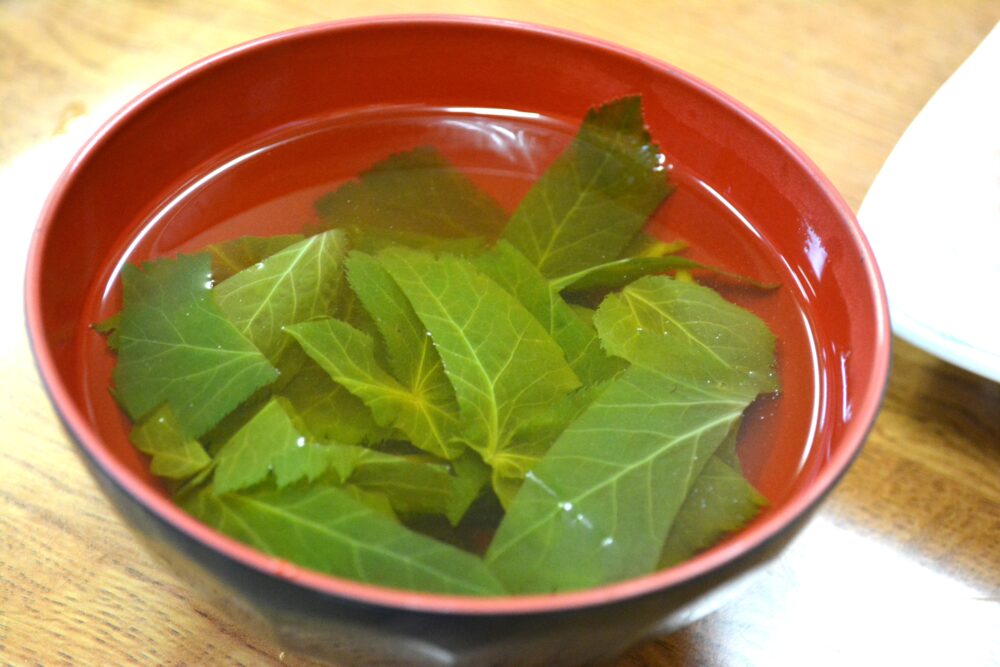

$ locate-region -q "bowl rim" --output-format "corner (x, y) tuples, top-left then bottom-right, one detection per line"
(24, 14), (891, 616)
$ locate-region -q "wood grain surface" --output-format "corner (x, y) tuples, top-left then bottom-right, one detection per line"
(2, 2), (998, 665)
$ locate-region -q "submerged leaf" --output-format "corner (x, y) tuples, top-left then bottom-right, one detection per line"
(206, 234), (304, 282)
(344, 448), (482, 526)
(345, 225), (486, 257)
(449, 452), (493, 524)
(287, 318), (464, 461)
(198, 387), (272, 454)
(286, 318), (407, 423)
(594, 275), (778, 391)
(92, 313), (121, 351)
(278, 361), (387, 446)
(331, 275), (386, 360)
(339, 484), (400, 521)
(344, 252), (463, 459)
(620, 233), (687, 259)
(502, 96), (672, 277)
(377, 247), (581, 464)
(490, 381), (613, 509)
(485, 273), (780, 592)
(213, 397), (331, 494)
(714, 417), (743, 470)
(130, 404), (211, 479)
(551, 255), (777, 294)
(215, 230), (347, 362)
(485, 365), (757, 593)
(473, 241), (623, 385)
(659, 456), (767, 568)
(113, 254), (277, 437)
(551, 255), (695, 293)
(181, 481), (506, 595)
(315, 146), (508, 239)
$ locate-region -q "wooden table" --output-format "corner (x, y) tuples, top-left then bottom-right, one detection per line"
(2, 2), (998, 665)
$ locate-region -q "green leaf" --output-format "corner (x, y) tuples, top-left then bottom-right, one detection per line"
(113, 254), (278, 437)
(213, 397), (331, 494)
(551, 255), (778, 294)
(345, 225), (486, 257)
(377, 247), (581, 463)
(277, 361), (387, 446)
(659, 456), (767, 568)
(714, 417), (743, 470)
(485, 364), (757, 593)
(593, 275), (778, 391)
(330, 273), (386, 362)
(490, 381), (613, 509)
(315, 146), (508, 239)
(472, 241), (624, 385)
(450, 451), (493, 523)
(129, 404), (211, 479)
(344, 447), (482, 526)
(570, 304), (597, 326)
(344, 251), (463, 459)
(502, 96), (672, 277)
(551, 255), (694, 293)
(180, 481), (506, 596)
(92, 313), (121, 351)
(285, 318), (407, 428)
(620, 233), (687, 259)
(198, 386), (272, 454)
(206, 234), (304, 282)
(339, 485), (400, 521)
(215, 230), (348, 362)
(286, 318), (463, 460)
(98, 233), (311, 358)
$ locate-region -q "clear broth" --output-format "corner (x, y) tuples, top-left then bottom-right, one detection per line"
(80, 104), (826, 535)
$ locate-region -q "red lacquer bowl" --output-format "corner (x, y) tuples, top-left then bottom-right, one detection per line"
(25, 16), (890, 666)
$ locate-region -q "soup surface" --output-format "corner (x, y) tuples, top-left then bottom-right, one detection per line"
(77, 103), (828, 594)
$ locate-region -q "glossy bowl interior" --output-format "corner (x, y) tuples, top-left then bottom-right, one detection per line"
(26, 16), (890, 667)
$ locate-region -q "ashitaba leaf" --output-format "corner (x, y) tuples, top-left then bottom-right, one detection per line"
(315, 146), (508, 240)
(344, 225), (486, 258)
(285, 318), (461, 461)
(215, 230), (347, 363)
(213, 397), (331, 495)
(594, 275), (778, 391)
(181, 481), (506, 596)
(714, 416), (743, 470)
(550, 255), (777, 294)
(659, 456), (767, 568)
(502, 96), (673, 277)
(339, 484), (399, 521)
(486, 274), (779, 593)
(206, 234), (304, 282)
(620, 233), (687, 259)
(92, 313), (121, 351)
(278, 361), (387, 446)
(342, 447), (485, 526)
(472, 241), (624, 385)
(485, 364), (758, 593)
(130, 403), (211, 480)
(113, 253), (278, 437)
(329, 273), (386, 359)
(488, 381), (612, 509)
(209, 393), (479, 525)
(377, 247), (581, 465)
(344, 251), (463, 459)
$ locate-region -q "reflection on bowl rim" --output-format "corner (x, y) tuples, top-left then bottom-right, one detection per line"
(25, 14), (891, 616)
